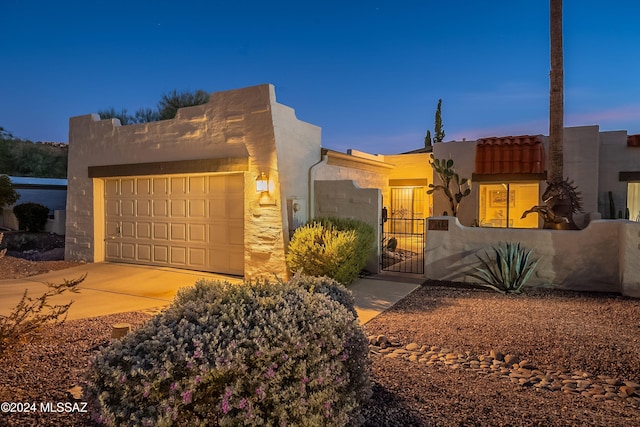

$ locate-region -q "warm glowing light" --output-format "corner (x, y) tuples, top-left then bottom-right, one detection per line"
(256, 172), (268, 193)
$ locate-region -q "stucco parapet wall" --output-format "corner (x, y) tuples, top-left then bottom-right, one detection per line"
(322, 148), (395, 174)
(424, 216), (640, 297)
(66, 84), (296, 279)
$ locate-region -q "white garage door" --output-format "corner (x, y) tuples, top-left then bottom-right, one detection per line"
(104, 173), (244, 275)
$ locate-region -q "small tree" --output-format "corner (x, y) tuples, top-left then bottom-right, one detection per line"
(433, 99), (445, 143)
(427, 154), (471, 217)
(0, 175), (19, 213)
(158, 89), (210, 120)
(97, 89), (210, 124)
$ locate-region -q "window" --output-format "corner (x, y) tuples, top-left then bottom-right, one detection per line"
(478, 182), (539, 228)
(390, 187), (424, 220)
(628, 183), (640, 222)
(389, 187), (425, 234)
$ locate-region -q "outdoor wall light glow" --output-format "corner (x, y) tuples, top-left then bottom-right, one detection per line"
(256, 172), (269, 192)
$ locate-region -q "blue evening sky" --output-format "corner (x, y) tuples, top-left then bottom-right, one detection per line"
(1, 0), (639, 154)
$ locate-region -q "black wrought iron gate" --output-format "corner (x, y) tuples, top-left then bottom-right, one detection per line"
(380, 217), (425, 274)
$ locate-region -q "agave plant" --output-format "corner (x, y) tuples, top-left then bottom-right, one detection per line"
(470, 242), (539, 294)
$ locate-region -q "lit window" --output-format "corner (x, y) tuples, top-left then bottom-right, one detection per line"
(478, 182), (539, 228)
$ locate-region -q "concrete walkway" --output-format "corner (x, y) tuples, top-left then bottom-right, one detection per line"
(0, 263), (421, 323)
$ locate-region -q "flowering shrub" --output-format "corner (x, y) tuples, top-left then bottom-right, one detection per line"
(85, 276), (371, 426)
(286, 217), (375, 285)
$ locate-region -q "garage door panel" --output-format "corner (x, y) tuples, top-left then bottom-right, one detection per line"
(189, 248), (207, 267)
(137, 245), (152, 262)
(105, 174), (244, 275)
(189, 199), (207, 218)
(189, 224), (207, 242)
(171, 246), (187, 265)
(121, 179), (135, 196)
(228, 223), (243, 245)
(227, 175), (244, 192)
(228, 248), (244, 275)
(153, 200), (168, 217)
(105, 180), (119, 196)
(154, 223), (169, 239)
(154, 178), (169, 195)
(154, 246), (169, 263)
(210, 224), (228, 244)
(170, 177), (185, 195)
(137, 223), (151, 239)
(171, 199), (187, 217)
(106, 241), (120, 257)
(209, 199), (226, 217)
(121, 243), (136, 260)
(106, 200), (120, 216)
(228, 200), (243, 219)
(137, 178), (152, 195)
(171, 223), (186, 241)
(121, 200), (135, 216)
(137, 200), (151, 216)
(190, 176), (206, 194)
(106, 221), (120, 236)
(121, 222), (135, 238)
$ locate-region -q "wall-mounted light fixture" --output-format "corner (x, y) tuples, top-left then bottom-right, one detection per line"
(256, 172), (269, 193)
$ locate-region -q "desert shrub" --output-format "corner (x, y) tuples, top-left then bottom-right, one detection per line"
(13, 202), (50, 232)
(85, 276), (371, 426)
(286, 217), (375, 285)
(287, 273), (357, 318)
(0, 275), (84, 354)
(470, 242), (539, 294)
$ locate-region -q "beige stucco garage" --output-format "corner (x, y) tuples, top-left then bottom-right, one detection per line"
(66, 84), (321, 279)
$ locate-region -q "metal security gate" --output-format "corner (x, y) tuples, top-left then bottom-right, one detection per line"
(380, 217), (425, 274)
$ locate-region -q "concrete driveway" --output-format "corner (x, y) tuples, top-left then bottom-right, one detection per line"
(0, 262), (242, 320)
(0, 262), (421, 323)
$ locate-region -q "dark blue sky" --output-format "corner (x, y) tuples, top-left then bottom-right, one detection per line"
(2, 0), (639, 153)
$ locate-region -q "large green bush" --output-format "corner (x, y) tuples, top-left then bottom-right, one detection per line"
(85, 276), (371, 426)
(286, 217), (375, 285)
(13, 202), (50, 232)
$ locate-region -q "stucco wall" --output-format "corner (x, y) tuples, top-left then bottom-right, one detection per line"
(563, 126), (600, 226)
(424, 216), (640, 297)
(272, 102), (322, 241)
(66, 84), (315, 279)
(599, 130), (640, 219)
(314, 180), (381, 273)
(313, 159), (389, 190)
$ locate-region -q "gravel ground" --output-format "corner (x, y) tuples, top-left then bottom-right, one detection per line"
(1, 254), (639, 426)
(362, 281), (640, 426)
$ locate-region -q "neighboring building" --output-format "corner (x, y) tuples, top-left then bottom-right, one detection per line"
(0, 176), (67, 234)
(431, 126), (640, 228)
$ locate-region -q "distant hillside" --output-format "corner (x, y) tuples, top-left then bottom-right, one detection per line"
(0, 131), (68, 178)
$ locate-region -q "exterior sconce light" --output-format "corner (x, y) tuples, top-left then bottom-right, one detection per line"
(256, 172), (268, 193)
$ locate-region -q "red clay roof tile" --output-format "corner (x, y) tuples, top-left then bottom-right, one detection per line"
(475, 135), (545, 174)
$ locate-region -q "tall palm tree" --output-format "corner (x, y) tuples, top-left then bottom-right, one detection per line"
(549, 0), (563, 184)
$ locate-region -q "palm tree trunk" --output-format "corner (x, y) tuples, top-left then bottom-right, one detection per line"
(549, 0), (564, 184)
